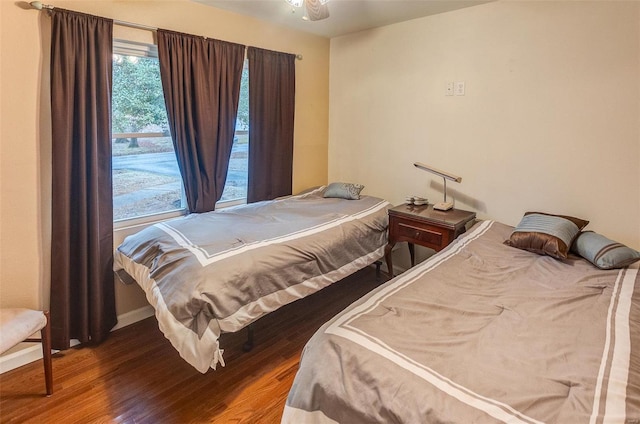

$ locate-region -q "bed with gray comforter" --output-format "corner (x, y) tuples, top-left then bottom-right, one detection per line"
(114, 187), (390, 373)
(282, 220), (640, 423)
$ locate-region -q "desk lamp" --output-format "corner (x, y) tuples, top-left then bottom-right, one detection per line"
(413, 162), (462, 211)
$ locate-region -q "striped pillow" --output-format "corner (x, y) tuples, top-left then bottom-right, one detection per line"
(571, 231), (640, 269)
(505, 212), (589, 259)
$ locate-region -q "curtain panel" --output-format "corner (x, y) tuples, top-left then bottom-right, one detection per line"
(49, 9), (117, 349)
(157, 30), (245, 213)
(247, 47), (296, 203)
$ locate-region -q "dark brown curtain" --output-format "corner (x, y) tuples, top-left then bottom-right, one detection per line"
(247, 47), (296, 203)
(157, 30), (245, 213)
(49, 9), (116, 349)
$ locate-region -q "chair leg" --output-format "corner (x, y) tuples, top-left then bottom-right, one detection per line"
(41, 311), (53, 396)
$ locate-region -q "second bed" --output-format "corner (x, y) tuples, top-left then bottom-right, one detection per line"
(114, 186), (391, 373)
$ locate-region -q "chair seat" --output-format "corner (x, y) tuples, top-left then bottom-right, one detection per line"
(0, 308), (47, 354)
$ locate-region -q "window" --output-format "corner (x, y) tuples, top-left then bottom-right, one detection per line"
(219, 60), (249, 203)
(112, 40), (249, 225)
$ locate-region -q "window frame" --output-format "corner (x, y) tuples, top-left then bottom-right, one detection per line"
(112, 39), (189, 229)
(111, 39), (248, 230)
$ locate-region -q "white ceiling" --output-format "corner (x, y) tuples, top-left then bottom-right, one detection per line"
(193, 0), (491, 39)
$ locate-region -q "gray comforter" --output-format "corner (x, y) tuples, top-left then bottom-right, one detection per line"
(114, 187), (390, 373)
(283, 220), (640, 423)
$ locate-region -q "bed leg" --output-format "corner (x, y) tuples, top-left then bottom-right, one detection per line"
(374, 260), (382, 282)
(243, 324), (254, 352)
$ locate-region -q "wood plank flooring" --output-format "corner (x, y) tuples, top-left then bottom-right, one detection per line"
(0, 266), (386, 423)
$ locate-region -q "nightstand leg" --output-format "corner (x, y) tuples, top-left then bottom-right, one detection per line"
(384, 242), (395, 278)
(408, 243), (415, 267)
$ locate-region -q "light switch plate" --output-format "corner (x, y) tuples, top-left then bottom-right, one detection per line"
(454, 81), (465, 96)
(445, 82), (454, 96)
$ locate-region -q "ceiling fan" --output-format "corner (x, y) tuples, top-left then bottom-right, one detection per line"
(285, 0), (330, 21)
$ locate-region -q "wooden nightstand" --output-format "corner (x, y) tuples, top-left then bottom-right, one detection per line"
(384, 204), (476, 276)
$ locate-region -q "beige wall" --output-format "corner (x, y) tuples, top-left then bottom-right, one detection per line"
(0, 0), (329, 318)
(329, 1), (640, 256)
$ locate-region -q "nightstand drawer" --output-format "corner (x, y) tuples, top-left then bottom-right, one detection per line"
(396, 222), (445, 248)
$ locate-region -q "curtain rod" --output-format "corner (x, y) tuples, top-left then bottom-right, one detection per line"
(28, 1), (304, 60)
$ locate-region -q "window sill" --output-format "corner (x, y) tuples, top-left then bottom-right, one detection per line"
(113, 198), (247, 236)
(114, 209), (187, 233)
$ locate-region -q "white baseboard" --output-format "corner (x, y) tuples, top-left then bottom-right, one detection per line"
(0, 344), (44, 375)
(0, 305), (155, 374)
(111, 305), (154, 331)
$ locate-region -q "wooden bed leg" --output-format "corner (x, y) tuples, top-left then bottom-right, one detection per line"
(243, 324), (254, 352)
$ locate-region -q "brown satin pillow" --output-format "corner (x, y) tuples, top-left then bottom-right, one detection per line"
(504, 212), (589, 259)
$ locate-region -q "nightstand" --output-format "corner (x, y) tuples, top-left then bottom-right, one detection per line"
(384, 204), (476, 276)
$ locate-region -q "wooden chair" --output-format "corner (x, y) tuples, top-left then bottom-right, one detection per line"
(0, 309), (53, 395)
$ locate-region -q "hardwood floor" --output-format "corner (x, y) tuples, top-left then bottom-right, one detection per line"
(0, 266), (386, 423)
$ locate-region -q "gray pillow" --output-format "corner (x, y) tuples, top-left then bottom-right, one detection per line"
(571, 231), (640, 269)
(323, 182), (364, 200)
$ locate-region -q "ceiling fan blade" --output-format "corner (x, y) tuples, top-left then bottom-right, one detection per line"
(305, 0), (329, 21)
